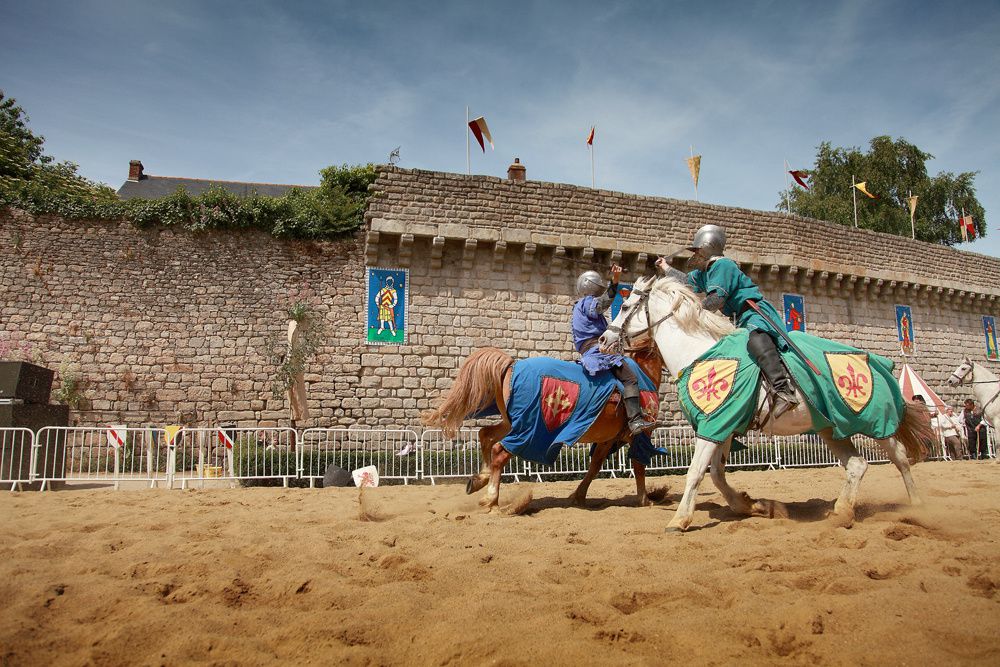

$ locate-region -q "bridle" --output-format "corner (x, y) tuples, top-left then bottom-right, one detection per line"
(951, 358), (1000, 412)
(605, 279), (675, 354)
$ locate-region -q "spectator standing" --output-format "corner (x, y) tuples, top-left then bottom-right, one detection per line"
(962, 399), (989, 460)
(933, 405), (967, 460)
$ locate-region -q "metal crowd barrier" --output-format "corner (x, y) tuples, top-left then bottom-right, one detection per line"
(5, 421), (995, 492)
(1, 427), (35, 491)
(298, 428), (420, 486)
(171, 427), (297, 489)
(33, 426), (168, 491)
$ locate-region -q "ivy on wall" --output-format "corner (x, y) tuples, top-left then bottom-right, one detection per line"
(1, 90), (376, 239)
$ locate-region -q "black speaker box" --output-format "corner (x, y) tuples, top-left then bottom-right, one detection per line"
(0, 404), (69, 484)
(0, 362), (55, 405)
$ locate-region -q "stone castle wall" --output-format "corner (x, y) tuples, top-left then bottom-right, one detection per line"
(1, 165), (998, 428)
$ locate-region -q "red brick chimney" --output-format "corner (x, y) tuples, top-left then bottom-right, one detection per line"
(128, 160), (144, 182)
(507, 157), (526, 182)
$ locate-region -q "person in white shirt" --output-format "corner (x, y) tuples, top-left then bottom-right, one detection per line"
(932, 405), (968, 460)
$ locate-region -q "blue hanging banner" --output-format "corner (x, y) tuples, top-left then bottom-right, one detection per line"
(983, 316), (998, 361)
(895, 305), (914, 356)
(782, 293), (806, 333)
(366, 267), (408, 345)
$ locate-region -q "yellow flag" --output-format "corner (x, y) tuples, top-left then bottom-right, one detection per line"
(907, 195), (918, 222)
(686, 155), (701, 188)
(164, 425), (183, 446)
(854, 181), (877, 199)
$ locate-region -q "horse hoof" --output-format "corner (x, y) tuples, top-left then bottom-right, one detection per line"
(665, 525), (686, 534)
(466, 476), (487, 495)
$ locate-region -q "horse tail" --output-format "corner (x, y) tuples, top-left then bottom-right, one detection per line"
(895, 401), (933, 463)
(421, 347), (512, 438)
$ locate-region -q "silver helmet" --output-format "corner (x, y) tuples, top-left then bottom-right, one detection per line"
(576, 270), (605, 297)
(688, 224), (726, 258)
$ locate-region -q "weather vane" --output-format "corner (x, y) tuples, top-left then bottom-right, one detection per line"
(388, 146), (400, 166)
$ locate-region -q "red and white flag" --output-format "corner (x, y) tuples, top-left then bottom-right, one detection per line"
(586, 126), (595, 146)
(789, 170), (810, 189)
(106, 425), (126, 449)
(960, 215), (975, 241)
(217, 428), (234, 450)
(468, 116), (493, 152)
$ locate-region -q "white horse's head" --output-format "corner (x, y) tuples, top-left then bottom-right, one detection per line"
(599, 274), (735, 355)
(948, 357), (975, 386)
(599, 275), (657, 354)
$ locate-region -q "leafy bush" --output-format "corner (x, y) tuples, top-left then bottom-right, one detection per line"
(1, 90), (377, 239)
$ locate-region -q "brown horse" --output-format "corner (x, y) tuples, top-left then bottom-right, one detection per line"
(421, 343), (664, 511)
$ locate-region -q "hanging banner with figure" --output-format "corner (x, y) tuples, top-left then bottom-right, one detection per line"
(895, 305), (915, 356)
(610, 283), (633, 320)
(782, 294), (806, 333)
(366, 267), (408, 345)
(983, 316), (998, 361)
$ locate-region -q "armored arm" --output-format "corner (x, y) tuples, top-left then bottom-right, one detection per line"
(595, 280), (617, 312)
(700, 292), (726, 312)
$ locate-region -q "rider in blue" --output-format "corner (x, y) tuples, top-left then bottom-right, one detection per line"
(657, 224), (800, 418)
(573, 264), (656, 435)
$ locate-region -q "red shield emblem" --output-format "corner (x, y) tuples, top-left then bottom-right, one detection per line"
(640, 390), (659, 421)
(540, 376), (580, 432)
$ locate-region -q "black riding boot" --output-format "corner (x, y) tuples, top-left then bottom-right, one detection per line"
(747, 330), (799, 419)
(622, 384), (656, 435)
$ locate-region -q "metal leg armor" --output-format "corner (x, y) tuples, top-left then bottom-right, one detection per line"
(612, 365), (656, 435)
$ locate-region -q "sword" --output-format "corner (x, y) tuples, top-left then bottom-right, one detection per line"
(744, 300), (823, 376)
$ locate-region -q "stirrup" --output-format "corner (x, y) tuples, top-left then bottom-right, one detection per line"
(628, 416), (656, 435)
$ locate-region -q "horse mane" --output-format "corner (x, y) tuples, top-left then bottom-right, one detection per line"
(646, 276), (736, 339)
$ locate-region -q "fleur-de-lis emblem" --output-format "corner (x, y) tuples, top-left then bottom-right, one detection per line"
(692, 367), (730, 402)
(825, 353), (873, 414)
(837, 363), (869, 399)
(687, 359), (739, 415)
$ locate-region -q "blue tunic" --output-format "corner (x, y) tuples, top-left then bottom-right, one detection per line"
(572, 295), (625, 375)
(687, 257), (788, 350)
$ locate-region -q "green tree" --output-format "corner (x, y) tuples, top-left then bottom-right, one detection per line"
(779, 136), (985, 245)
(0, 90), (117, 202)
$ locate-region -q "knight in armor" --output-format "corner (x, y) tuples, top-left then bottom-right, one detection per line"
(656, 224), (800, 418)
(573, 264), (657, 435)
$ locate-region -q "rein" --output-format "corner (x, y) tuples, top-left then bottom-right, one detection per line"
(605, 283), (674, 354)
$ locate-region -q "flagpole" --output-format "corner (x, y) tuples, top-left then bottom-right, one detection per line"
(909, 189), (914, 239)
(852, 174), (858, 228)
(690, 145), (698, 201)
(961, 206), (968, 242)
(466, 106), (470, 175)
(783, 159), (789, 212)
(590, 132), (595, 188)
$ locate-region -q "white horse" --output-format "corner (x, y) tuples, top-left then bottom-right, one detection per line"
(598, 274), (931, 531)
(947, 357), (999, 459)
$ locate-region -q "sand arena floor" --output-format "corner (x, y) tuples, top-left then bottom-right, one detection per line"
(0, 460), (998, 666)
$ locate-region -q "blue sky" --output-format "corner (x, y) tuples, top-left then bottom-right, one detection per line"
(3, 1), (999, 254)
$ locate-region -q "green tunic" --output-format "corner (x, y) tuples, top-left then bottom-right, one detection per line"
(687, 257), (786, 349)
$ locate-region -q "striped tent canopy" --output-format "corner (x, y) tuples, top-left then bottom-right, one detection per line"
(897, 363), (947, 415)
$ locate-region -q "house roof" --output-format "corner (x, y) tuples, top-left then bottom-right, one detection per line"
(117, 175), (317, 200)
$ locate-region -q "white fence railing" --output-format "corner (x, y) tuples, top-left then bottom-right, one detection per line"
(299, 429), (420, 486)
(1, 427), (35, 490)
(3, 422), (995, 491)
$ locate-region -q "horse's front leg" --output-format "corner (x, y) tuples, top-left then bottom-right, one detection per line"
(631, 458), (650, 507)
(667, 437), (717, 532)
(467, 423), (508, 495)
(570, 441), (614, 507)
(479, 441), (512, 511)
(707, 437), (756, 516)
